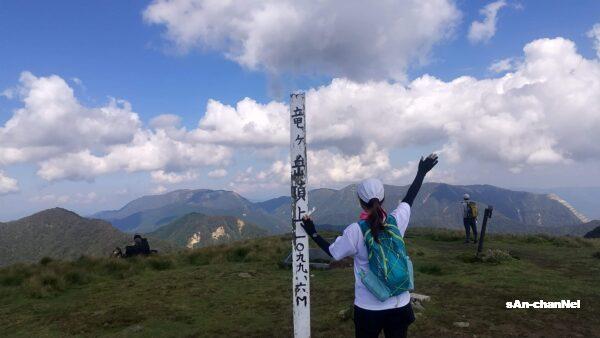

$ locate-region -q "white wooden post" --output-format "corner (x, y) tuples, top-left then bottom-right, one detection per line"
(290, 92), (310, 338)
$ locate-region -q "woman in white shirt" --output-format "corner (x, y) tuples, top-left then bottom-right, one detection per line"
(301, 154), (438, 338)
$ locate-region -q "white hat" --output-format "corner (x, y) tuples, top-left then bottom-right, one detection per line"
(463, 193), (470, 200)
(357, 178), (384, 203)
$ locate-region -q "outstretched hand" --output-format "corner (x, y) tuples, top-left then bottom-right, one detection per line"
(418, 153), (439, 174)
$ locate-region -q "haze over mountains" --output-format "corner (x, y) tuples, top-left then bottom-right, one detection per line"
(95, 183), (593, 236)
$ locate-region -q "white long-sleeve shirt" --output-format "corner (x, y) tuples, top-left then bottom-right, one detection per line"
(328, 202), (411, 311)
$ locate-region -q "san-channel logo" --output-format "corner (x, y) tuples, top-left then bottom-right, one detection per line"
(506, 299), (581, 309)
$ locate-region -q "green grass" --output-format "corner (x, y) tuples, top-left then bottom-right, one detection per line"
(0, 228), (599, 337)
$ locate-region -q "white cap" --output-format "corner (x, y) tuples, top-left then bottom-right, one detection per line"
(357, 178), (384, 203)
(463, 193), (470, 200)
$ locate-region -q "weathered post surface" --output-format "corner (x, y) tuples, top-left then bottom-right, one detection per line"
(477, 206), (494, 255)
(290, 92), (310, 338)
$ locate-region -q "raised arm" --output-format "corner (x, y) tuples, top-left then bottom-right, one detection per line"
(402, 153), (438, 206)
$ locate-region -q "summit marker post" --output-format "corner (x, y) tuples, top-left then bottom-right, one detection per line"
(290, 92), (310, 338)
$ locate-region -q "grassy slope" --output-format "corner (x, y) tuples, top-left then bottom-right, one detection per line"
(0, 228), (599, 337)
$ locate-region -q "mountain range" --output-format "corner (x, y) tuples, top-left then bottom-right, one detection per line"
(93, 189), (287, 234)
(0, 208), (268, 267)
(94, 183), (594, 236)
(149, 213), (268, 249)
(0, 208), (135, 267)
(1, 183), (596, 267)
(527, 186), (600, 219)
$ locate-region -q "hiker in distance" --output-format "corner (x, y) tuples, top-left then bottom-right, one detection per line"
(461, 194), (478, 244)
(301, 153), (438, 338)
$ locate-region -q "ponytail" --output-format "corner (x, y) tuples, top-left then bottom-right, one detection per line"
(365, 198), (385, 243)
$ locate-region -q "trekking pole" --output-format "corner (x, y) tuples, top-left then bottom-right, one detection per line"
(476, 206), (493, 256)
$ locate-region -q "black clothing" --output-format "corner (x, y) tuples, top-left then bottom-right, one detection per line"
(124, 237), (152, 257)
(463, 218), (478, 242)
(301, 218), (332, 257)
(402, 170), (426, 207)
(140, 238), (151, 254)
(354, 303), (415, 338)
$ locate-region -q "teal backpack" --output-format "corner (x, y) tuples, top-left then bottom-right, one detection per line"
(358, 215), (414, 301)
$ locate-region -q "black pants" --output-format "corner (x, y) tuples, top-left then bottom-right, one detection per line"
(354, 303), (415, 338)
(463, 218), (477, 241)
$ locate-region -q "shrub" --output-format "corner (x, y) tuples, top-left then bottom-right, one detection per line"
(482, 249), (514, 264)
(459, 249), (515, 265)
(24, 272), (65, 298)
(0, 265), (32, 287)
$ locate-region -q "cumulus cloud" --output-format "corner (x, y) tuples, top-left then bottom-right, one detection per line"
(196, 37), (600, 189)
(1, 72), (232, 181)
(588, 23), (600, 59)
(0, 72), (140, 165)
(468, 0), (506, 44)
(0, 171), (19, 195)
(143, 0), (460, 81)
(230, 161), (288, 194)
(151, 170), (198, 184)
(193, 98), (288, 147)
(36, 129), (231, 181)
(3, 37), (600, 194)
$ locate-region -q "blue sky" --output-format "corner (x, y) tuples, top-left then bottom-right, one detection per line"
(1, 0), (599, 220)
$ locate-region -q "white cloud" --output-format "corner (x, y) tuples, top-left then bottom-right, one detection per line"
(3, 37), (600, 194)
(36, 129), (231, 181)
(1, 72), (233, 181)
(468, 0), (506, 44)
(151, 170), (198, 184)
(196, 37), (600, 184)
(150, 114), (181, 130)
(143, 0), (460, 81)
(193, 98), (288, 147)
(0, 171), (19, 195)
(0, 72), (140, 165)
(488, 58), (516, 73)
(207, 168), (228, 178)
(587, 23), (600, 59)
(230, 161), (287, 194)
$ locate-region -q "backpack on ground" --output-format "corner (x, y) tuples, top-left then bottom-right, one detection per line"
(467, 201), (478, 219)
(358, 215), (414, 302)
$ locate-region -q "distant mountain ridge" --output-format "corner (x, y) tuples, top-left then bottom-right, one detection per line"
(149, 213), (268, 249)
(94, 183), (588, 236)
(0, 208), (131, 267)
(93, 189), (287, 234)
